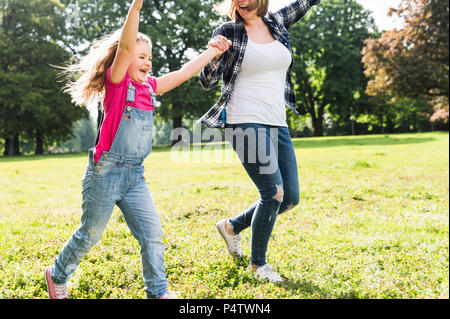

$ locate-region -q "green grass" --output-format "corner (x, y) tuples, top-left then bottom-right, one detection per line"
(0, 132), (448, 299)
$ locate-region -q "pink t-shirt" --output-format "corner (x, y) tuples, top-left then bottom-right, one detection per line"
(94, 67), (157, 162)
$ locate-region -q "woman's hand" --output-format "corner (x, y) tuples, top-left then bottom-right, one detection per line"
(156, 36), (231, 95)
(208, 35), (232, 60)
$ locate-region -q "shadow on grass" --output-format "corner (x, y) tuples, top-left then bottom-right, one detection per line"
(219, 257), (333, 298)
(292, 134), (436, 149)
(230, 257), (361, 298)
(278, 277), (332, 298)
(278, 277), (363, 298)
(1, 133), (443, 162)
(0, 151), (88, 163)
(0, 146), (171, 163)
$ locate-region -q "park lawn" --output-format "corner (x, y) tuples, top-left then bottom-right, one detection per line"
(0, 132), (448, 299)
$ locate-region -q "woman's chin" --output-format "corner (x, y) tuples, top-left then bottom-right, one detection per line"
(239, 10), (256, 20)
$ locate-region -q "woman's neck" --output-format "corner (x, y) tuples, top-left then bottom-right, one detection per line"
(243, 16), (264, 29)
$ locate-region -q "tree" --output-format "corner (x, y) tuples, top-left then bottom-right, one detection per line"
(60, 0), (126, 52)
(57, 118), (96, 152)
(0, 0), (87, 155)
(59, 0), (130, 128)
(362, 0), (449, 125)
(290, 0), (377, 136)
(139, 0), (222, 136)
(60, 0), (222, 138)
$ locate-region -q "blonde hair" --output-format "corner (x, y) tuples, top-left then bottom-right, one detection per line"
(214, 0), (269, 21)
(61, 29), (152, 107)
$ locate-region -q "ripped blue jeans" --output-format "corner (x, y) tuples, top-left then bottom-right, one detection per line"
(225, 123), (300, 267)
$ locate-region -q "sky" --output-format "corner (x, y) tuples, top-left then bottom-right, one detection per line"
(269, 0), (404, 30)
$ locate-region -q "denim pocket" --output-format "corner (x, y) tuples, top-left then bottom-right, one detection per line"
(81, 168), (94, 193)
(136, 117), (153, 155)
(92, 161), (116, 179)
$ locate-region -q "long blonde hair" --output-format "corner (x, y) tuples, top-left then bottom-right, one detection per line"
(62, 29), (152, 107)
(214, 0), (269, 21)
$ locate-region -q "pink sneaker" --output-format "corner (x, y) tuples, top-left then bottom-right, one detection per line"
(44, 267), (68, 299)
(158, 291), (178, 299)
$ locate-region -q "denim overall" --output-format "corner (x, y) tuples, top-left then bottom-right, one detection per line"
(51, 82), (168, 298)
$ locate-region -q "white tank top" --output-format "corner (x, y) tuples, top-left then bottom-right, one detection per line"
(226, 38), (292, 126)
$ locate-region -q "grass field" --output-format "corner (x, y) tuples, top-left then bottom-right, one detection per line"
(0, 132), (448, 299)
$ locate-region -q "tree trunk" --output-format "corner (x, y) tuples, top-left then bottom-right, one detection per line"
(4, 138), (11, 156)
(3, 134), (20, 156)
(171, 116), (183, 146)
(35, 131), (44, 155)
(312, 117), (324, 137)
(350, 107), (356, 135)
(311, 103), (325, 137)
(3, 135), (20, 156)
(13, 134), (20, 155)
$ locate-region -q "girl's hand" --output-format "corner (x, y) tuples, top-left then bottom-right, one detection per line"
(110, 0), (142, 83)
(131, 0), (143, 11)
(208, 35), (232, 60)
(208, 35), (231, 52)
(156, 36), (232, 95)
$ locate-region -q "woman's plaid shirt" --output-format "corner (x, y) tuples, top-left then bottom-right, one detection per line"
(198, 0), (321, 128)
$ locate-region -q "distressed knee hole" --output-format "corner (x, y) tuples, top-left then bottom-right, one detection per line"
(273, 184), (284, 202)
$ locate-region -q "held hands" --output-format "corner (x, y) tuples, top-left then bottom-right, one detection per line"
(208, 35), (232, 60)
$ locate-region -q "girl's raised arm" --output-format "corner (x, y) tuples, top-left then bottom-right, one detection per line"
(110, 0), (143, 83)
(156, 39), (231, 96)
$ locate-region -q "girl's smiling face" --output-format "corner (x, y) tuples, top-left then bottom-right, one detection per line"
(128, 40), (152, 83)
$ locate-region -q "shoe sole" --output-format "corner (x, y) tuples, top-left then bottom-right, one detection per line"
(255, 273), (285, 283)
(258, 276), (285, 284)
(255, 267), (285, 283)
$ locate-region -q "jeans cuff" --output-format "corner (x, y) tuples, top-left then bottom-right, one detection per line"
(228, 219), (241, 235)
(146, 290), (167, 299)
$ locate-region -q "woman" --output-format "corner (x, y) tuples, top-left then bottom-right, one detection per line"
(199, 0), (321, 283)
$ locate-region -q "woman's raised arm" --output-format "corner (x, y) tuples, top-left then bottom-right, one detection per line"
(276, 0), (321, 30)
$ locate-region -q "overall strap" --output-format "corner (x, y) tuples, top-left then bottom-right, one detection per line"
(143, 81), (160, 108)
(127, 82), (136, 103)
(94, 82), (137, 147)
(94, 102), (104, 147)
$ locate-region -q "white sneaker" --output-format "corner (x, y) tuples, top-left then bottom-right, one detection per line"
(216, 219), (244, 257)
(254, 264), (284, 283)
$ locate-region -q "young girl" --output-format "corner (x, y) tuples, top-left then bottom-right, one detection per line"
(44, 0), (230, 299)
